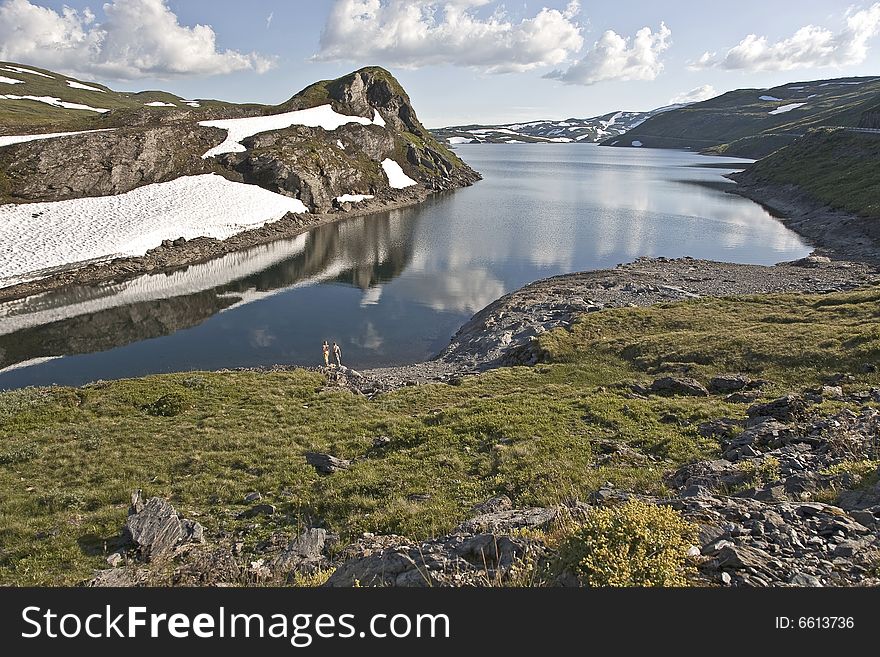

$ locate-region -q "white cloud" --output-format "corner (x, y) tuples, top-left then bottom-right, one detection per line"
(0, 0), (276, 80)
(266, 12), (274, 30)
(669, 84), (717, 104)
(692, 3), (880, 71)
(545, 22), (671, 85)
(315, 0), (584, 73)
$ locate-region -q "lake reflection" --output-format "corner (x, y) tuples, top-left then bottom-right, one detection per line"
(0, 144), (811, 388)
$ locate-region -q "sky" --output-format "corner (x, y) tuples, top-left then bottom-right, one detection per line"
(1, 0), (879, 127)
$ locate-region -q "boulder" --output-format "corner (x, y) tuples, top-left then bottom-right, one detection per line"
(648, 376), (709, 397)
(709, 375), (751, 393)
(305, 452), (352, 474)
(124, 490), (204, 561)
(747, 394), (810, 422)
(275, 528), (329, 576)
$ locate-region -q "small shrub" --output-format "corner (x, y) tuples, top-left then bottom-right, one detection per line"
(738, 456), (781, 486)
(0, 442), (38, 465)
(143, 393), (188, 417)
(820, 459), (880, 490)
(289, 568), (334, 587)
(181, 376), (210, 391)
(38, 488), (84, 512)
(556, 499), (697, 587)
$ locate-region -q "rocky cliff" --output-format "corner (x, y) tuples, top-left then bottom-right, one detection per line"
(0, 66), (480, 210)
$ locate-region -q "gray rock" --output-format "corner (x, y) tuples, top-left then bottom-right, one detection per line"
(649, 376), (709, 397)
(87, 568), (149, 587)
(244, 491), (263, 503)
(747, 394), (809, 422)
(456, 507), (557, 534)
(305, 452), (352, 474)
(789, 573), (823, 587)
(125, 495), (185, 561)
(709, 375), (751, 393)
(123, 490), (205, 561)
(471, 495), (513, 516)
(275, 528), (329, 577)
(106, 552), (124, 568)
(238, 504), (276, 519)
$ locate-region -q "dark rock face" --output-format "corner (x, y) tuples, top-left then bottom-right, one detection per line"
(0, 125), (226, 202)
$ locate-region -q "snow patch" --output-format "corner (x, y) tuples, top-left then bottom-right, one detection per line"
(631, 140), (643, 147)
(1, 65), (52, 78)
(0, 129), (115, 148)
(0, 76), (23, 85)
(336, 139), (345, 149)
(199, 104), (381, 158)
(335, 194), (374, 204)
(372, 109), (386, 127)
(768, 103), (806, 115)
(67, 80), (105, 93)
(759, 95), (783, 101)
(447, 136), (473, 144)
(381, 159), (417, 188)
(145, 101), (176, 107)
(0, 356), (62, 373)
(469, 128), (520, 136)
(0, 174), (309, 287)
(0, 94), (109, 113)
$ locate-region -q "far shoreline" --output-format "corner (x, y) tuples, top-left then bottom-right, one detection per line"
(0, 184), (436, 304)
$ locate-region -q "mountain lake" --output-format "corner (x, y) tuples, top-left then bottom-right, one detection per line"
(0, 144), (813, 388)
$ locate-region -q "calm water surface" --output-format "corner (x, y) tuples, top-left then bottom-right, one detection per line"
(0, 144), (811, 388)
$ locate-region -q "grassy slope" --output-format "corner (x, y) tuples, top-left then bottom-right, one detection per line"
(738, 128), (880, 218)
(1, 287), (878, 585)
(0, 60), (242, 133)
(605, 76), (880, 157)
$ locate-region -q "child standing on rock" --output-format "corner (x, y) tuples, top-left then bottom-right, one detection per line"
(322, 341), (330, 368)
(333, 342), (342, 368)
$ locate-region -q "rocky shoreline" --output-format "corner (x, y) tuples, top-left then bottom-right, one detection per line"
(727, 179), (880, 266)
(336, 254), (878, 395)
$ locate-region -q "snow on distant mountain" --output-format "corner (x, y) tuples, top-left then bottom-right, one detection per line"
(430, 105), (686, 145)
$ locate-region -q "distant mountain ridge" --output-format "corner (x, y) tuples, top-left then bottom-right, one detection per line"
(602, 75), (880, 158)
(429, 105), (685, 145)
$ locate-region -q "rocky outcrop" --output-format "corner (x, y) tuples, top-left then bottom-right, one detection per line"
(0, 66), (480, 210)
(0, 125), (226, 202)
(124, 490), (204, 561)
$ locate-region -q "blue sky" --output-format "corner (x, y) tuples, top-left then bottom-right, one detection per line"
(1, 0), (879, 126)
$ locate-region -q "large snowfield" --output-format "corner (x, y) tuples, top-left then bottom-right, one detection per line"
(0, 174), (308, 287)
(199, 104), (384, 158)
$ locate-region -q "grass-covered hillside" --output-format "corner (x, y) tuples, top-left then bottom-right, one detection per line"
(1, 286), (878, 585)
(604, 76), (880, 158)
(0, 60), (243, 134)
(734, 127), (880, 219)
